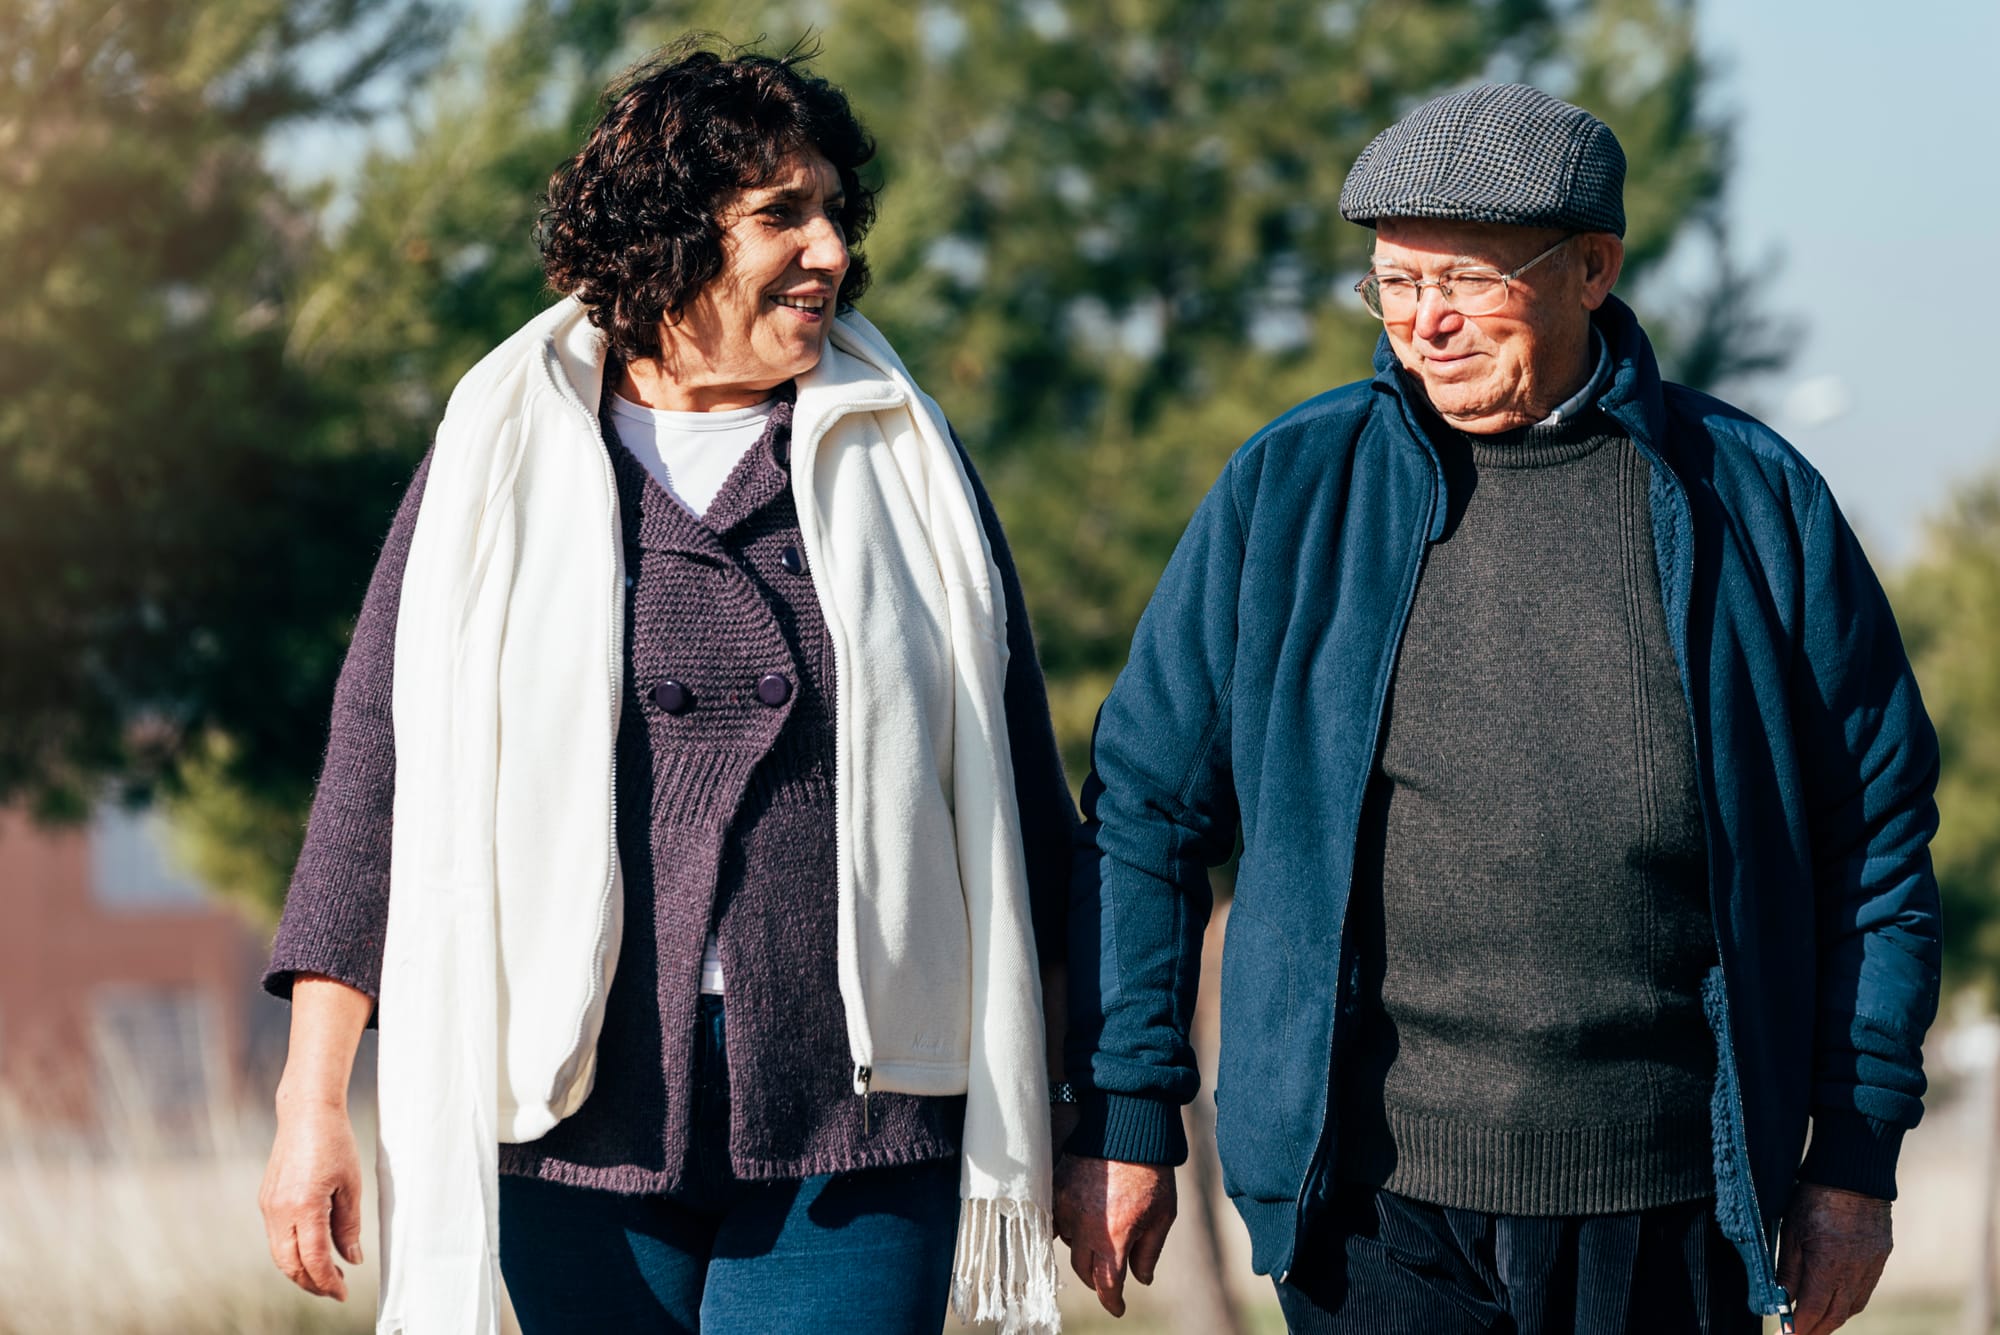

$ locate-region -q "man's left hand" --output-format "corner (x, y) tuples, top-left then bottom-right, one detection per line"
(1775, 1182), (1892, 1335)
(1052, 1154), (1176, 1317)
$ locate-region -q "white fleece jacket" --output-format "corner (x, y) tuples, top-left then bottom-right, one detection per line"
(375, 297), (1059, 1333)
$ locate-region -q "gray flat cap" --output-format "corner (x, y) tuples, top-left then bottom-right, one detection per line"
(1339, 83), (1626, 236)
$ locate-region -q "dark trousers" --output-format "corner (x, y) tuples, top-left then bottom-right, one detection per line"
(498, 996), (960, 1335)
(1275, 1186), (1761, 1335)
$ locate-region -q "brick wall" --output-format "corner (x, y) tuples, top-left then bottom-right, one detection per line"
(0, 806), (268, 1130)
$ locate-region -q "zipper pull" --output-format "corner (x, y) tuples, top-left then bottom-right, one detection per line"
(855, 1064), (872, 1136)
(1776, 1297), (1796, 1335)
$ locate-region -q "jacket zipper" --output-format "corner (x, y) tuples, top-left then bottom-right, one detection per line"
(1686, 707), (1787, 1314)
(1283, 430), (1438, 1283)
(547, 366), (626, 1096)
(592, 405), (625, 1061)
(790, 387), (883, 1123)
(1647, 449), (1789, 1319)
(1689, 750), (1789, 1314)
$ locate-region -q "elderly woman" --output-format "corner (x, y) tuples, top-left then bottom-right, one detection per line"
(258, 44), (1074, 1335)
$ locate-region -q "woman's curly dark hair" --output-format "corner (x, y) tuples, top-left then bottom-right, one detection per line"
(538, 39), (879, 364)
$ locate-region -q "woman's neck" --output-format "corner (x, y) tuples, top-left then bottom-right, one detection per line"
(618, 357), (779, 413)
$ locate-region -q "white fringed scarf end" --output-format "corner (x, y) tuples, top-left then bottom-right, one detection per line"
(950, 1196), (1063, 1335)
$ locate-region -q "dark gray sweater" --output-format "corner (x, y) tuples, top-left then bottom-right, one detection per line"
(266, 397), (1077, 1191)
(1335, 408), (1718, 1216)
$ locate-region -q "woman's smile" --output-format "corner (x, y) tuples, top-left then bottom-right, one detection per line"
(770, 291), (830, 319)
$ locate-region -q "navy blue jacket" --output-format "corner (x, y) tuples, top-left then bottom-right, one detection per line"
(1065, 296), (1942, 1315)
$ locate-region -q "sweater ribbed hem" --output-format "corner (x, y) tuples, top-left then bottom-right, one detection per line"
(1346, 1105), (1713, 1216)
(498, 1129), (962, 1194)
(1798, 1107), (1904, 1200)
(1065, 1093), (1188, 1166)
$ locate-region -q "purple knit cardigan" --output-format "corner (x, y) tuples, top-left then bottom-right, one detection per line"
(266, 398), (1077, 1191)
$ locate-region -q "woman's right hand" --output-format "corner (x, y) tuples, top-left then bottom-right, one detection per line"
(260, 1095), (365, 1299)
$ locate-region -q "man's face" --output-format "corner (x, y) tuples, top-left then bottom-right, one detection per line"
(1371, 218), (1621, 434)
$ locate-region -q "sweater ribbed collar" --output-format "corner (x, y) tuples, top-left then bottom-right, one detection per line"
(1463, 412), (1621, 470)
(605, 388), (797, 555)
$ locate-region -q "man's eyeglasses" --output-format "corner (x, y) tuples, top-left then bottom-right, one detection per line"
(1354, 234), (1575, 321)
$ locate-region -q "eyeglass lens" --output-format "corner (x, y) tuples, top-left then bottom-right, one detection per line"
(1363, 273), (1509, 319)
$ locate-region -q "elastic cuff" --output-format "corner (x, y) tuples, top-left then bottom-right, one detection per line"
(1797, 1108), (1904, 1200)
(1062, 1092), (1188, 1165)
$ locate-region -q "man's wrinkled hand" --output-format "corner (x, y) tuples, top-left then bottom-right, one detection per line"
(1775, 1183), (1892, 1335)
(1052, 1154), (1176, 1317)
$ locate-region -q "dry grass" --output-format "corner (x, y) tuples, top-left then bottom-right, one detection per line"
(0, 1085), (379, 1335)
(0, 1032), (1992, 1335)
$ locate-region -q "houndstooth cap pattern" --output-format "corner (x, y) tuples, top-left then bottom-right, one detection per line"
(1339, 83), (1626, 236)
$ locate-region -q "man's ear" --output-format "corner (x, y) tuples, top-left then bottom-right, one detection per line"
(1577, 233), (1625, 311)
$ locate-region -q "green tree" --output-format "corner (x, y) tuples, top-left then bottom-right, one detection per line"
(289, 0), (1790, 780)
(1896, 476), (2000, 994)
(166, 0), (661, 907)
(0, 0), (443, 849)
(1891, 470), (2000, 1335)
(3, 0), (1787, 911)
(650, 0), (1781, 761)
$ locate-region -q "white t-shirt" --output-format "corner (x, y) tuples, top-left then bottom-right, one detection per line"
(609, 391), (779, 994)
(607, 392), (777, 520)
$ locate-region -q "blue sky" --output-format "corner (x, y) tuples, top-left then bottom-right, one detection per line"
(1696, 1), (2000, 563)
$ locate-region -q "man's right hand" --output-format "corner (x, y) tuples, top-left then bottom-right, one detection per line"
(1052, 1154), (1177, 1317)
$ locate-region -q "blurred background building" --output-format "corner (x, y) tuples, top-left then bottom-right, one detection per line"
(0, 806), (277, 1135)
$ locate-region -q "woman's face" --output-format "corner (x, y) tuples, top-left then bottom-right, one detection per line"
(653, 152), (850, 410)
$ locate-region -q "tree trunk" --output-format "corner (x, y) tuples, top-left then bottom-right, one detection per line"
(1172, 901), (1248, 1335)
(1964, 1042), (2000, 1335)
(1174, 1089), (1248, 1335)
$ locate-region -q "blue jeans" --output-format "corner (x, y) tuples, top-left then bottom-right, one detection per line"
(499, 996), (960, 1334)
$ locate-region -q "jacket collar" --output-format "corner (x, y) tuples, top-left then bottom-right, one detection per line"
(544, 296), (610, 418)
(791, 313), (915, 460)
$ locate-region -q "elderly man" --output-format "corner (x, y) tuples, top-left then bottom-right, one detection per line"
(1054, 84), (1940, 1335)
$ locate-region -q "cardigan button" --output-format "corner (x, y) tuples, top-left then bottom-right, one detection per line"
(780, 545), (805, 576)
(651, 680), (692, 714)
(755, 672), (792, 707)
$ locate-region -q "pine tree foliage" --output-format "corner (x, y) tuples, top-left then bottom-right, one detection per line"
(1896, 475), (2000, 995)
(2, 0), (1791, 910)
(608, 0), (1783, 759)
(0, 0), (441, 832)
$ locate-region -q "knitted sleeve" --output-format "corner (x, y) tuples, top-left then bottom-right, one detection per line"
(947, 428), (1079, 967)
(263, 451), (432, 1008)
